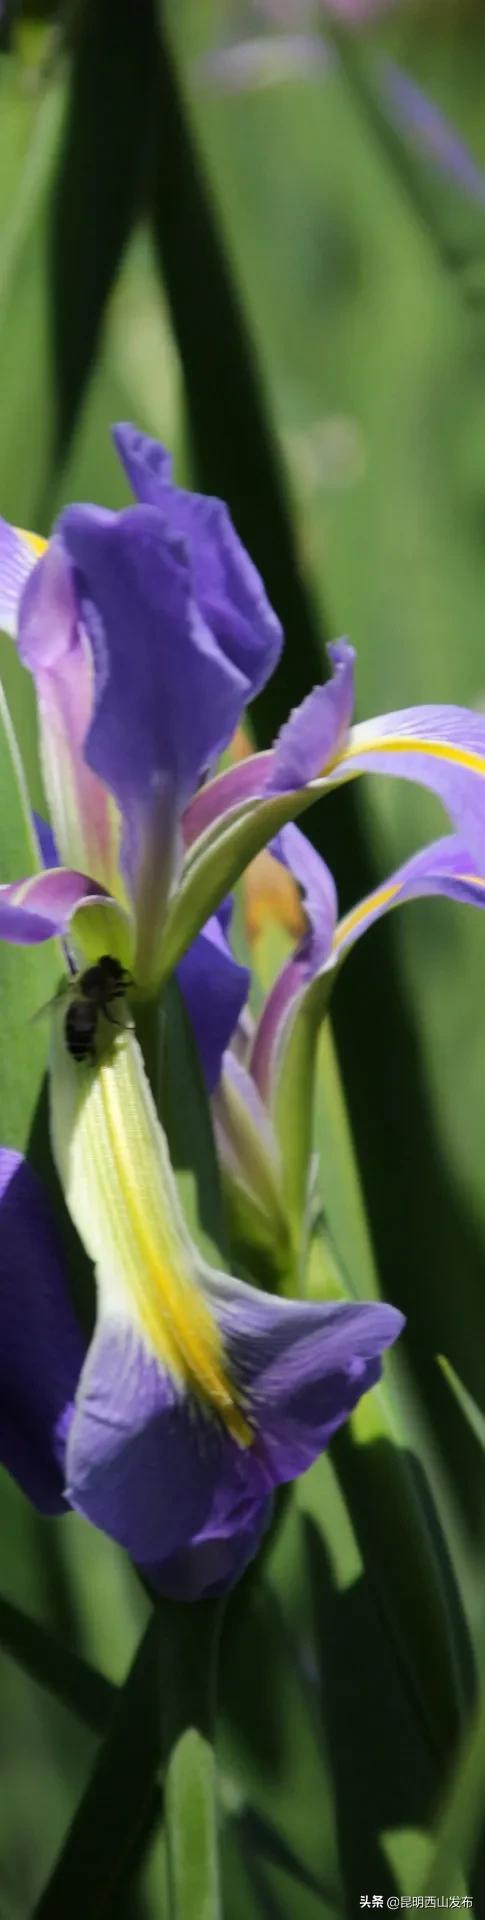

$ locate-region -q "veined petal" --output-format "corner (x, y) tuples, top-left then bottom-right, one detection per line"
(113, 424), (283, 701)
(18, 540), (123, 897)
(0, 1150), (84, 1513)
(330, 705), (485, 863)
(0, 867), (107, 944)
(334, 834), (485, 960)
(0, 521), (43, 637)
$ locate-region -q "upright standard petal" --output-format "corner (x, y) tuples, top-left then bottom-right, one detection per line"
(113, 423), (283, 700)
(0, 1151), (84, 1513)
(18, 540), (122, 897)
(58, 502), (265, 983)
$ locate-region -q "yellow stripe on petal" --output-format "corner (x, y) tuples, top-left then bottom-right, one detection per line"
(339, 734), (485, 780)
(334, 882), (401, 949)
(15, 528), (48, 560)
(50, 1017), (252, 1447)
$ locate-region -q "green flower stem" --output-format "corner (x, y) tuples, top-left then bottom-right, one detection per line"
(157, 1596), (224, 1920)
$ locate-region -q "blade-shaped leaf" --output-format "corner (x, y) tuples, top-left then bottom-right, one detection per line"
(49, 0), (160, 466)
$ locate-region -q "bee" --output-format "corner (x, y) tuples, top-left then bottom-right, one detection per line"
(64, 955), (133, 1063)
(32, 954), (134, 1064)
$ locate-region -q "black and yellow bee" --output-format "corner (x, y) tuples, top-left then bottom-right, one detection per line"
(35, 954), (134, 1064)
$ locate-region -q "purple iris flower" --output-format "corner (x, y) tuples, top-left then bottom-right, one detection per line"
(0, 1142), (401, 1598)
(0, 431), (407, 1601)
(2, 429), (485, 1600)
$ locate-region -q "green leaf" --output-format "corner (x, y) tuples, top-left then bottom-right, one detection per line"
(438, 1356), (485, 1453)
(0, 1591), (114, 1737)
(331, 1388), (469, 1763)
(150, 5), (331, 747)
(421, 1610), (485, 1896)
(33, 1612), (162, 1919)
(219, 1565), (344, 1916)
(48, 0), (160, 467)
(157, 1597), (223, 1920)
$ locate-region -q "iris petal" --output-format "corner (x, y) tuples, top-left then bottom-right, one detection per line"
(0, 520), (41, 637)
(18, 541), (122, 897)
(113, 423), (283, 700)
(0, 1151), (84, 1513)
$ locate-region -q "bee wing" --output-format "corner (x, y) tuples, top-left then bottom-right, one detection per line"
(29, 980), (73, 1027)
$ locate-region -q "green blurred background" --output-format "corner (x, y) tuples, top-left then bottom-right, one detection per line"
(4, 2), (485, 1913)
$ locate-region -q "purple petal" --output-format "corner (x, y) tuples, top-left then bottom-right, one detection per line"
(183, 752), (273, 851)
(0, 1151), (84, 1513)
(19, 542), (121, 893)
(65, 1263), (401, 1564)
(335, 833), (485, 959)
(143, 1496), (271, 1601)
(177, 904), (250, 1092)
(0, 520), (38, 637)
(59, 503), (259, 910)
(342, 706), (485, 866)
(33, 813), (59, 870)
(268, 640), (355, 793)
(250, 824), (337, 1098)
(114, 424), (282, 703)
(212, 1283), (403, 1486)
(65, 1312), (258, 1561)
(0, 867), (106, 945)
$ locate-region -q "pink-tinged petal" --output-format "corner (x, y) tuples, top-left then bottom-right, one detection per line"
(267, 641), (355, 794)
(18, 541), (122, 897)
(334, 834), (485, 961)
(182, 752), (273, 851)
(249, 824), (337, 1100)
(0, 520), (41, 637)
(0, 1151), (84, 1514)
(337, 706), (485, 865)
(0, 867), (107, 945)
